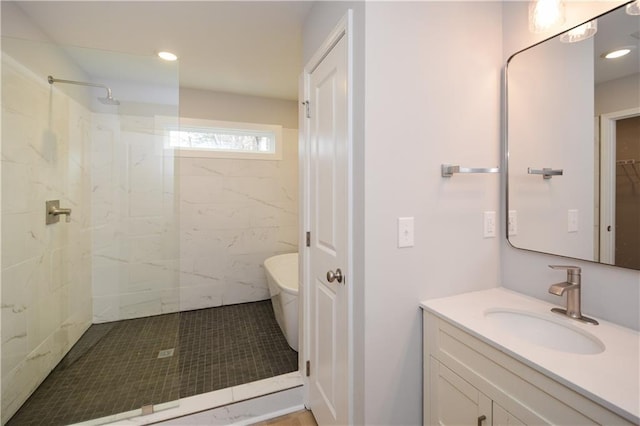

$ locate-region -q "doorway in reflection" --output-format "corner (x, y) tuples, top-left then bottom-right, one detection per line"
(614, 116), (640, 269)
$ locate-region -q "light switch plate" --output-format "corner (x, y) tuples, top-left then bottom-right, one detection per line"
(398, 217), (414, 248)
(568, 209), (578, 232)
(508, 210), (517, 236)
(484, 211), (496, 238)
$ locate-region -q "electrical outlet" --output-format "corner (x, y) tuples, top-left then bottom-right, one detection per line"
(484, 211), (496, 238)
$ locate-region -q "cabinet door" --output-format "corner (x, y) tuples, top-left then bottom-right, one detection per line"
(493, 403), (526, 426)
(429, 358), (492, 426)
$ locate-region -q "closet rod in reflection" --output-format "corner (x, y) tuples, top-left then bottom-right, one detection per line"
(441, 164), (499, 178)
(616, 159), (637, 165)
(617, 159), (640, 181)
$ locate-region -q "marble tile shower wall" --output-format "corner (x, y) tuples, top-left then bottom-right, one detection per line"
(1, 56), (93, 423)
(178, 128), (299, 311)
(91, 114), (180, 323)
(1, 51), (296, 422)
(90, 118), (297, 320)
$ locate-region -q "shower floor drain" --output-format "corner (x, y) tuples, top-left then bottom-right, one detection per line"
(157, 348), (175, 359)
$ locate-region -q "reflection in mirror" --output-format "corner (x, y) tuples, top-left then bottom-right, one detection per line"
(507, 3), (640, 270)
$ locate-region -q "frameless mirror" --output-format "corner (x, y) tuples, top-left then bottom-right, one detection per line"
(507, 3), (640, 270)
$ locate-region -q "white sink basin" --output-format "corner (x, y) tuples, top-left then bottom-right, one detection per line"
(484, 308), (605, 355)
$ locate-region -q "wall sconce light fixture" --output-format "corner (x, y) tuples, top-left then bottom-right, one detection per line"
(529, 0), (566, 33)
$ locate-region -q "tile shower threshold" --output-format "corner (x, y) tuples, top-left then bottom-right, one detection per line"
(73, 371), (304, 426)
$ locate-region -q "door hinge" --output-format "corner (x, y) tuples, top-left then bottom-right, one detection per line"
(306, 231), (311, 247)
(302, 100), (310, 118)
(306, 360), (311, 377)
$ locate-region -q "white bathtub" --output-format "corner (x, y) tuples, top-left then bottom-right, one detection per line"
(264, 253), (299, 351)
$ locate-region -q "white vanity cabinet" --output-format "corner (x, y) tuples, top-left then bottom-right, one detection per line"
(430, 357), (525, 426)
(423, 310), (635, 426)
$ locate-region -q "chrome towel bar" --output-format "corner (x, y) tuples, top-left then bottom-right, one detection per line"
(441, 164), (499, 178)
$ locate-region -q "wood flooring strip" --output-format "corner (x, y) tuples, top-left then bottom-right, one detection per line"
(252, 409), (318, 426)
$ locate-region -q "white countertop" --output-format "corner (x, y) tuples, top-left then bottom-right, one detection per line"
(420, 287), (640, 424)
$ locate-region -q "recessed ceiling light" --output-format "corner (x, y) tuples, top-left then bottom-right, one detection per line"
(602, 48), (632, 59)
(158, 51), (178, 61)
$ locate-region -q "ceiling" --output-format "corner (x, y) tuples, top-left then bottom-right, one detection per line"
(14, 1), (312, 101)
(592, 3), (640, 84)
(16, 2), (637, 100)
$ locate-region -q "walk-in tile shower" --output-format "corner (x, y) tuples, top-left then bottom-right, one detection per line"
(1, 34), (297, 425)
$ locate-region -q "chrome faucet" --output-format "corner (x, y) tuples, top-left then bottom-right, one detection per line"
(548, 265), (598, 325)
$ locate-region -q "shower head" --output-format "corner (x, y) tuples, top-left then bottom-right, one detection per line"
(48, 75), (120, 106)
(98, 88), (120, 105)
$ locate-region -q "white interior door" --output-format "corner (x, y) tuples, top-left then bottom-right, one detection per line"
(306, 30), (349, 426)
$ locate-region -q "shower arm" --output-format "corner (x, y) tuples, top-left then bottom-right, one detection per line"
(47, 75), (114, 99)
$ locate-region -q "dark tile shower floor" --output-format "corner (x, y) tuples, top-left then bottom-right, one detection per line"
(8, 301), (298, 426)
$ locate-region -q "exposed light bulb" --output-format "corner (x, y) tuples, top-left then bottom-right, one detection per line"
(559, 19), (598, 43)
(529, 0), (566, 33)
(626, 0), (640, 15)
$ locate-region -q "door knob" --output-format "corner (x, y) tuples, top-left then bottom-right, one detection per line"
(326, 268), (343, 284)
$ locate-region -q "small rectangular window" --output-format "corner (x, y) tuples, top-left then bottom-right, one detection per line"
(159, 117), (282, 160)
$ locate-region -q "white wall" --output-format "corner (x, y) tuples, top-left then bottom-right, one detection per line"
(1, 5), (94, 421)
(177, 129), (299, 310)
(305, 2), (503, 424)
(363, 3), (503, 424)
(91, 113), (180, 322)
(501, 1), (640, 331)
(180, 88), (298, 129)
(1, 3), (92, 108)
(177, 90), (299, 311)
(94, 88), (299, 319)
(1, 53), (93, 423)
(595, 73), (640, 116)
(2, 1), (184, 325)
